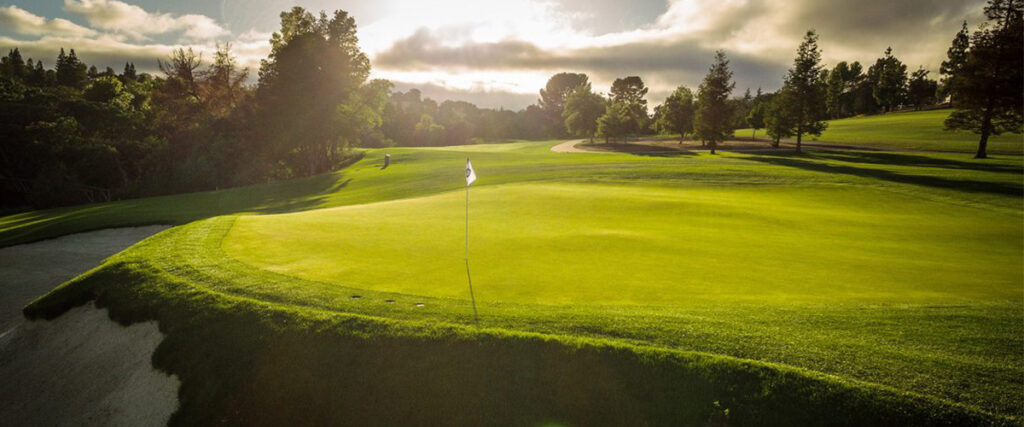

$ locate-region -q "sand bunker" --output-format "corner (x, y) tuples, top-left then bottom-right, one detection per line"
(0, 226), (177, 426)
(0, 303), (180, 426)
(0, 226), (168, 335)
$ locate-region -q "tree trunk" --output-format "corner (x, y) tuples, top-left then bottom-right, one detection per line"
(976, 103), (994, 159)
(795, 132), (802, 153)
(752, 129), (757, 141)
(709, 140), (717, 154)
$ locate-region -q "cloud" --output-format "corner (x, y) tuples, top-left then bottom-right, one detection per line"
(0, 5), (97, 38)
(390, 81), (539, 110)
(370, 0), (988, 104)
(62, 0), (229, 41)
(373, 28), (787, 101)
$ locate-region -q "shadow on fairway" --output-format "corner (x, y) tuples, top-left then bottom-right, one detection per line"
(808, 151), (1024, 174)
(741, 151), (1024, 197)
(254, 178), (352, 215)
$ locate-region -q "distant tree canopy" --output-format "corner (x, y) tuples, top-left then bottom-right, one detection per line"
(597, 101), (633, 142)
(944, 0), (1023, 158)
(609, 76), (649, 135)
(869, 47), (908, 112)
(906, 67), (938, 110)
(539, 72), (589, 137)
(563, 84), (606, 142)
(655, 85), (696, 142)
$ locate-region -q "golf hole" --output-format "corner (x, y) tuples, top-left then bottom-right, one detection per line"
(385, 299), (395, 304)
(351, 295), (361, 299)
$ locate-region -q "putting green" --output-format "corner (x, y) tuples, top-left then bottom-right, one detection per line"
(223, 183), (1021, 306)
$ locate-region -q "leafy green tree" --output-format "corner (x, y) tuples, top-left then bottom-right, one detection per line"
(868, 47), (907, 112)
(563, 84), (606, 142)
(255, 7), (371, 175)
(944, 0), (1023, 158)
(730, 88), (753, 130)
(825, 62), (848, 118)
(763, 91), (795, 147)
(780, 30), (828, 152)
(413, 114), (445, 146)
(694, 51), (735, 154)
(656, 85), (696, 142)
(539, 72), (589, 137)
(906, 67), (938, 110)
(596, 101), (632, 143)
(609, 76), (649, 135)
(939, 21), (970, 105)
(745, 101), (765, 141)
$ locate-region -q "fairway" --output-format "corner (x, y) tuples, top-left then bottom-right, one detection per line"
(224, 183), (1021, 305)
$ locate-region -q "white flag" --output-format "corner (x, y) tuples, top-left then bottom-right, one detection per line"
(465, 158), (477, 186)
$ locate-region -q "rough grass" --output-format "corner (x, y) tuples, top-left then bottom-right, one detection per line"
(8, 137), (1024, 424)
(734, 109), (1024, 154)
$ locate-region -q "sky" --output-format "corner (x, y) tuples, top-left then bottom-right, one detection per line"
(0, 0), (986, 109)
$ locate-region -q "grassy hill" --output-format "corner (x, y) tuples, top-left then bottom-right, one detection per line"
(9, 139), (1024, 424)
(734, 109), (1024, 154)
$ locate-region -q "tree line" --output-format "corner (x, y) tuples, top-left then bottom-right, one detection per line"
(1, 1), (1020, 210)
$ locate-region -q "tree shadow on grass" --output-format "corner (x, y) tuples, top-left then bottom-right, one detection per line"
(740, 151), (1024, 197)
(807, 151), (1024, 175)
(252, 178), (352, 215)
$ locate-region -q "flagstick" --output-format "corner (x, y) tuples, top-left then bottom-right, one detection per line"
(465, 167), (479, 325)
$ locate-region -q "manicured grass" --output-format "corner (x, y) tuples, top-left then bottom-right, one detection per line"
(225, 183), (1020, 305)
(734, 109), (1024, 154)
(10, 139), (1024, 423)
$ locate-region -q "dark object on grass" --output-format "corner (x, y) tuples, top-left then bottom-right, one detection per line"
(382, 154), (391, 169)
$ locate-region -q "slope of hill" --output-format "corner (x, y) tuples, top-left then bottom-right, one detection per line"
(735, 109), (1024, 153)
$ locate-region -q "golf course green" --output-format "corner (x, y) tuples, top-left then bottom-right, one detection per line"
(7, 110), (1023, 425)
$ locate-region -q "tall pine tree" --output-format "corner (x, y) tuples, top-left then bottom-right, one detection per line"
(780, 30), (828, 152)
(939, 21), (970, 105)
(694, 51), (735, 154)
(944, 0), (1023, 158)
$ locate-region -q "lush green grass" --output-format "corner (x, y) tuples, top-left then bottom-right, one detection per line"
(225, 183), (1019, 305)
(10, 139), (1024, 423)
(735, 109), (1024, 154)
